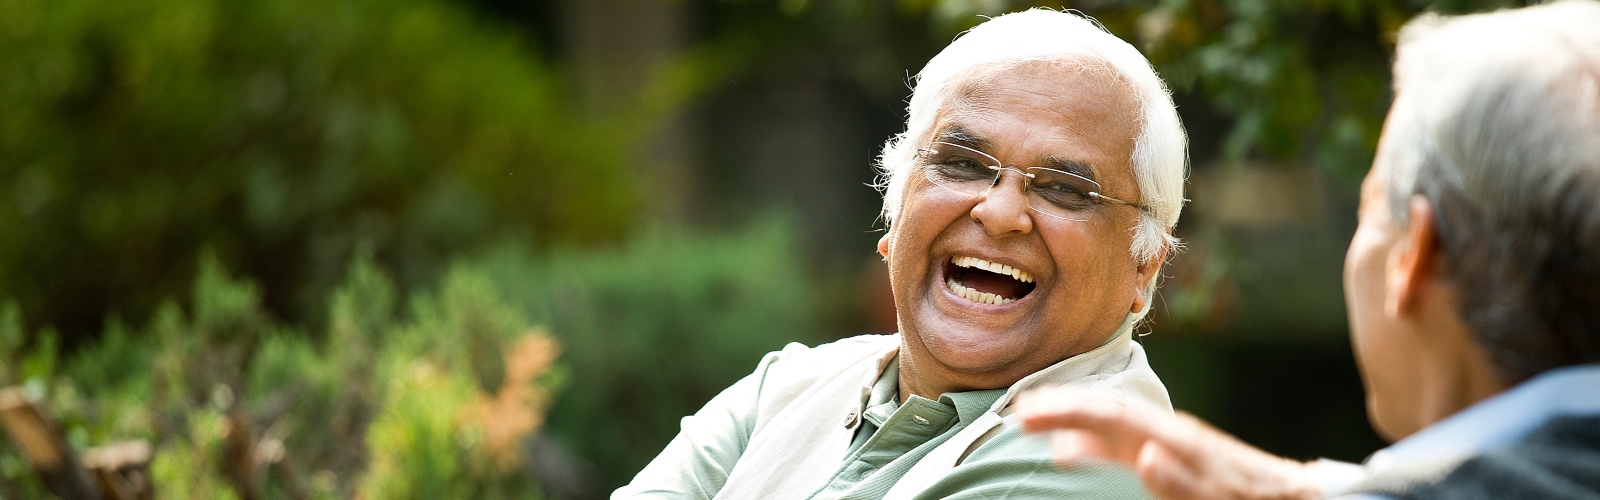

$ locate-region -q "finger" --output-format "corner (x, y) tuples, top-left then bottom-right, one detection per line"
(1051, 428), (1145, 469)
(1015, 387), (1098, 430)
(1136, 441), (1204, 500)
(1026, 401), (1162, 464)
(1023, 398), (1171, 456)
(1137, 413), (1322, 500)
(1016, 387), (1122, 418)
(1148, 411), (1256, 474)
(1049, 429), (1099, 463)
(1020, 396), (1145, 434)
(1142, 412), (1214, 471)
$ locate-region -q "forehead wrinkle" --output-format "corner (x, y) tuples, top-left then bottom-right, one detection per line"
(952, 60), (1134, 124)
(929, 64), (1139, 194)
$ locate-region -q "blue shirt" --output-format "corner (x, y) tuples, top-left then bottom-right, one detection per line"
(1324, 364), (1600, 498)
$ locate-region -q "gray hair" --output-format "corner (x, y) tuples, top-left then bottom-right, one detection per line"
(875, 9), (1188, 265)
(1384, 0), (1600, 382)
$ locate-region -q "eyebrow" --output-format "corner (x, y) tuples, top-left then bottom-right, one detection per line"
(933, 126), (993, 151)
(1042, 156), (1098, 182)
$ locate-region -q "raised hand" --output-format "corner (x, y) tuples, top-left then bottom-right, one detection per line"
(1016, 390), (1323, 500)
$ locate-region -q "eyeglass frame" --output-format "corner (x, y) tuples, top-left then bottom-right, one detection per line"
(914, 141), (1149, 220)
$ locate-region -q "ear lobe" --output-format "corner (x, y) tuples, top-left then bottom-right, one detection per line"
(1386, 196), (1440, 318)
(877, 234), (891, 260)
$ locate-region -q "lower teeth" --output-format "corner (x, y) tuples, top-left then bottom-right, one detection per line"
(947, 278), (1015, 305)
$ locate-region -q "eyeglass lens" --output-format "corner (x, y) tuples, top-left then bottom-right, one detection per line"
(918, 141), (1103, 220)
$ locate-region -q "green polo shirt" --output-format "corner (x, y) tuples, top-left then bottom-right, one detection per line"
(616, 355), (1155, 499)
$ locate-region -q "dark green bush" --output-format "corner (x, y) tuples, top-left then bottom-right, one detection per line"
(0, 217), (823, 497)
(0, 0), (636, 338)
(1, 252), (561, 499)
(477, 215), (827, 490)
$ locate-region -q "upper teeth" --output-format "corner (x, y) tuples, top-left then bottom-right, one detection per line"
(952, 256), (1034, 283)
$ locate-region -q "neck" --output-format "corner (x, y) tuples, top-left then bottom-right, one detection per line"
(894, 347), (997, 403)
(1413, 295), (1511, 433)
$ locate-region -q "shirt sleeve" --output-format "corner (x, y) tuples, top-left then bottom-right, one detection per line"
(611, 349), (786, 500)
(1308, 458), (1371, 497)
(907, 425), (1156, 500)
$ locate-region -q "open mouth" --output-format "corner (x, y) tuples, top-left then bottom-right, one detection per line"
(944, 256), (1037, 305)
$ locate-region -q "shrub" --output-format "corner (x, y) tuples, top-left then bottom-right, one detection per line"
(479, 216), (825, 489)
(0, 252), (560, 499)
(0, 217), (824, 497)
(0, 0), (636, 339)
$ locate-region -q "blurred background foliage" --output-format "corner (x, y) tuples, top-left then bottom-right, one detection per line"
(475, 218), (822, 487)
(0, 0), (1536, 497)
(0, 0), (641, 340)
(2, 251), (564, 499)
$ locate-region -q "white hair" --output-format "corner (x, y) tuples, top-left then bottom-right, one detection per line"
(875, 9), (1188, 265)
(1384, 0), (1600, 226)
(1382, 0), (1600, 380)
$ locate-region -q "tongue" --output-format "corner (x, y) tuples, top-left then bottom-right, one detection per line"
(959, 268), (1031, 299)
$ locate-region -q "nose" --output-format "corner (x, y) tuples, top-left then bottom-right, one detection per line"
(970, 168), (1034, 236)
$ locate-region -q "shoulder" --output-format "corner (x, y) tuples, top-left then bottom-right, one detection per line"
(756, 333), (899, 382)
(1346, 414), (1600, 499)
(1428, 414), (1600, 497)
(909, 423), (1154, 500)
(1006, 334), (1173, 415)
(743, 333), (898, 422)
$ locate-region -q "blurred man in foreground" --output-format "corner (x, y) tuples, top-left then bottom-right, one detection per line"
(615, 8), (1188, 499)
(1018, 2), (1600, 498)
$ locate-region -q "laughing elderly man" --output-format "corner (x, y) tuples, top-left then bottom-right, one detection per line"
(1017, 2), (1600, 499)
(613, 8), (1186, 500)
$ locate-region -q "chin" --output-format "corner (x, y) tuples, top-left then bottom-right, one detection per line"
(1366, 394), (1418, 442)
(908, 321), (1033, 374)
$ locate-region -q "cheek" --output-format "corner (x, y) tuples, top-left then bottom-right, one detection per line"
(1345, 229), (1392, 364)
(1045, 221), (1141, 305)
(1344, 225), (1412, 437)
(1344, 228), (1387, 325)
(1076, 217), (1140, 275)
(886, 190), (968, 281)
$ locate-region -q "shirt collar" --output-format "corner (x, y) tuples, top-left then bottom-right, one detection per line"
(990, 314), (1141, 413)
(941, 389), (1005, 424)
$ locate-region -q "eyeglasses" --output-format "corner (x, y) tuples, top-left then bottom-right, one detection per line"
(916, 141), (1147, 221)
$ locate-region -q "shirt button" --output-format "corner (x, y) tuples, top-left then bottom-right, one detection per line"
(912, 415), (930, 426)
(844, 409), (860, 429)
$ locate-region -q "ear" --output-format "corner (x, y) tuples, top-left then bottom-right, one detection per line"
(877, 233), (891, 260)
(1386, 196), (1441, 318)
(1130, 241), (1169, 314)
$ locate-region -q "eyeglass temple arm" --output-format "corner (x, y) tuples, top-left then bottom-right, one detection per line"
(1089, 192), (1148, 212)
